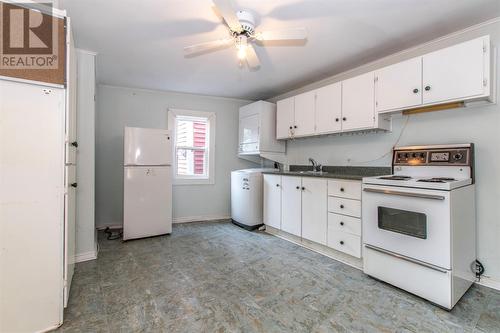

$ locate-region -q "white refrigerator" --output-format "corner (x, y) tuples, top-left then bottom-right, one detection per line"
(123, 127), (172, 240)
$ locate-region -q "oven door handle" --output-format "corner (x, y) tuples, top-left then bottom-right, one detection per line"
(364, 244), (449, 274)
(363, 188), (445, 200)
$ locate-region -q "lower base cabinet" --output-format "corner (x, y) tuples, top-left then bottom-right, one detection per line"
(302, 177), (327, 245)
(263, 174), (362, 259)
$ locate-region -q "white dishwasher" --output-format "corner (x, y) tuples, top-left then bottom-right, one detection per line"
(231, 168), (277, 230)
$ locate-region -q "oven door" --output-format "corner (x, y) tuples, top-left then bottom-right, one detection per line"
(362, 184), (451, 269)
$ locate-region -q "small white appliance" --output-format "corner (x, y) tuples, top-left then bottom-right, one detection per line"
(362, 144), (476, 309)
(231, 168), (277, 230)
(123, 127), (172, 240)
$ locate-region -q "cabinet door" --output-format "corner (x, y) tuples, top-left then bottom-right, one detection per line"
(294, 90), (316, 137)
(238, 114), (259, 153)
(422, 36), (488, 104)
(375, 57), (422, 112)
(281, 176), (302, 237)
(276, 97), (294, 139)
(301, 178), (327, 245)
(263, 174), (281, 229)
(315, 82), (342, 134)
(342, 72), (375, 131)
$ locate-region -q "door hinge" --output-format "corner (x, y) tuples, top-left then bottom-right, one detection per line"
(483, 45), (487, 53)
(483, 78), (488, 87)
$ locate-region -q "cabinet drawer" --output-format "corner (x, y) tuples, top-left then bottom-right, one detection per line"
(328, 179), (361, 200)
(327, 229), (361, 258)
(328, 197), (361, 218)
(328, 213), (361, 236)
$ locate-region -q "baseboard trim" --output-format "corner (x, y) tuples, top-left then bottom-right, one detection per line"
(74, 249), (97, 263)
(172, 215), (231, 224)
(476, 275), (500, 291)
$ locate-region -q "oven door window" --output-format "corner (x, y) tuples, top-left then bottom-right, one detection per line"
(378, 207), (427, 239)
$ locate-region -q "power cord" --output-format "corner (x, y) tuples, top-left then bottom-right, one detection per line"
(474, 260), (485, 281)
(104, 227), (123, 240)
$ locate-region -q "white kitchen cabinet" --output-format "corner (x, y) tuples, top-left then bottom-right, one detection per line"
(263, 174), (282, 230)
(301, 177), (327, 245)
(342, 71), (376, 131)
(281, 176), (302, 237)
(422, 36), (490, 105)
(239, 101), (285, 155)
(276, 97), (294, 139)
(375, 57), (422, 112)
(293, 90), (316, 137)
(315, 82), (342, 134)
(327, 179), (361, 200)
(328, 196), (361, 218)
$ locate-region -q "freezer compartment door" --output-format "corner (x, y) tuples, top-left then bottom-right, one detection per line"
(124, 127), (172, 166)
(123, 166), (172, 240)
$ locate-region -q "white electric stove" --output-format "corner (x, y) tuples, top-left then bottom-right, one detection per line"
(362, 144), (477, 310)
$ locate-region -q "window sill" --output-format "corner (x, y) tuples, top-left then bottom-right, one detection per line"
(173, 177), (215, 186)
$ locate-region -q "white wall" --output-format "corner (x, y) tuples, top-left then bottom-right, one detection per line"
(75, 50), (97, 260)
(270, 19), (500, 286)
(95, 85), (257, 227)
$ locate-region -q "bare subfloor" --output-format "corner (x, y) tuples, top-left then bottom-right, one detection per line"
(57, 221), (500, 332)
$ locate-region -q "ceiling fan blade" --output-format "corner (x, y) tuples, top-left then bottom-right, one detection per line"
(212, 0), (243, 33)
(246, 44), (260, 69)
(255, 27), (307, 41)
(184, 38), (234, 55)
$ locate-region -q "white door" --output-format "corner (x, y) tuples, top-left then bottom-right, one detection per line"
(64, 164), (76, 307)
(301, 178), (327, 245)
(363, 184), (451, 269)
(315, 82), (342, 134)
(342, 72), (375, 131)
(276, 97), (294, 139)
(238, 113), (259, 153)
(263, 174), (281, 229)
(0, 80), (65, 333)
(294, 90), (316, 137)
(123, 166), (172, 240)
(422, 36), (488, 104)
(375, 57), (422, 112)
(281, 176), (302, 237)
(124, 127), (172, 165)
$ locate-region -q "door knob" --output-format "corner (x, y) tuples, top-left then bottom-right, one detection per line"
(71, 141), (78, 148)
(71, 183), (77, 188)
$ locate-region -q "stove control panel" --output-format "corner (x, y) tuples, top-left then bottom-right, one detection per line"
(393, 145), (472, 166)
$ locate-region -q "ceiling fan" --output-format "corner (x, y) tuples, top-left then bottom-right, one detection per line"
(183, 0), (308, 69)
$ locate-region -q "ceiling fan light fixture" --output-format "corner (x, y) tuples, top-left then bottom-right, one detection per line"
(236, 35), (248, 60)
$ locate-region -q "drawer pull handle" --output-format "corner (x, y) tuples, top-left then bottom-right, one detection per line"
(340, 188), (344, 192)
(276, 184), (279, 187)
(340, 205), (344, 209)
(340, 241), (344, 245)
(340, 222), (344, 226)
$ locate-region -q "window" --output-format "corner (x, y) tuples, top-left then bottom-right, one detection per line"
(168, 109), (216, 185)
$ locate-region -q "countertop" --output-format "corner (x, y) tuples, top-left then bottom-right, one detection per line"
(262, 166), (391, 181)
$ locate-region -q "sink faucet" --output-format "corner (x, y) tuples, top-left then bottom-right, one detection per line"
(308, 158), (322, 172)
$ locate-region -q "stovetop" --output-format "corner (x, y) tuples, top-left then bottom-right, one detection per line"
(363, 175), (472, 190)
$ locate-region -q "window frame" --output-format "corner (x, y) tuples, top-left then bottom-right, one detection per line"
(168, 108), (216, 185)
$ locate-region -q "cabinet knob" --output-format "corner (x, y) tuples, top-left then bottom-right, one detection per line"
(425, 85), (431, 91)
(296, 186), (300, 190)
(340, 241), (344, 245)
(342, 117), (347, 121)
(340, 222), (344, 226)
(335, 118), (339, 122)
(413, 88), (419, 94)
(289, 126), (293, 129)
(340, 204), (344, 209)
(71, 141), (78, 148)
(276, 184), (280, 187)
(294, 125), (297, 129)
(301, 187), (305, 191)
(71, 183), (78, 188)
(340, 188), (344, 192)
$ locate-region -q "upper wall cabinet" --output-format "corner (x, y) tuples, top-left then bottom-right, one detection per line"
(375, 35), (491, 113)
(276, 97), (295, 139)
(293, 91), (316, 137)
(422, 36), (489, 105)
(316, 82), (342, 134)
(342, 72), (377, 131)
(239, 101), (285, 155)
(375, 57), (423, 113)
